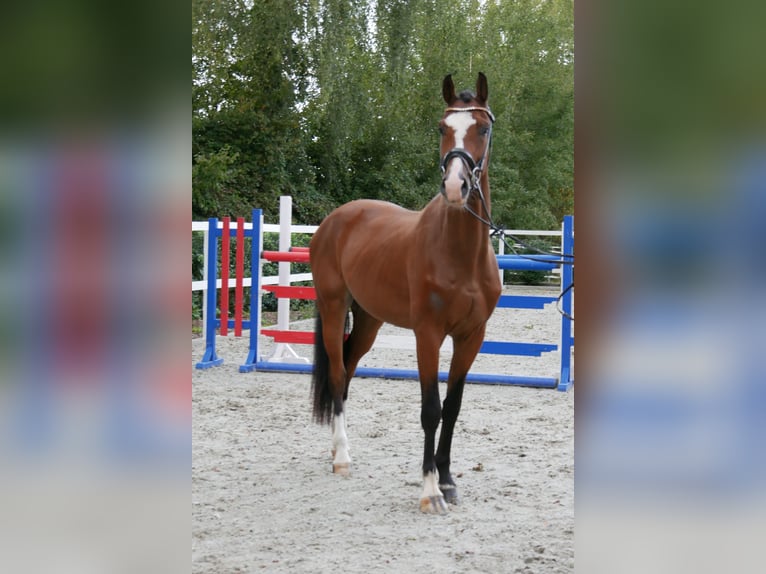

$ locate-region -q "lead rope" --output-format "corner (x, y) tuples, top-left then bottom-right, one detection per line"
(464, 183), (575, 321)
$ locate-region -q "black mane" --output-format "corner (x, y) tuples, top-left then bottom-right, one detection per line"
(457, 90), (475, 103)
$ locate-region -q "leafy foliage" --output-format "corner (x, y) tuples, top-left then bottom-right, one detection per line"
(192, 0), (573, 229)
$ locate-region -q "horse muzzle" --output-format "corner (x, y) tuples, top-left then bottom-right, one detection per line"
(440, 149), (476, 206)
(440, 171), (470, 206)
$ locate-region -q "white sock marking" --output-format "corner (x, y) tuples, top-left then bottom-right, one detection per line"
(332, 411), (351, 466)
(421, 470), (443, 501)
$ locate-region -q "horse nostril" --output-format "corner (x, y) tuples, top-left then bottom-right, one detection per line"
(461, 180), (469, 197)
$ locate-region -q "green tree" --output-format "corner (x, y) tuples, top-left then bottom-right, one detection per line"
(192, 0), (573, 228)
(480, 0), (574, 229)
(192, 0), (317, 221)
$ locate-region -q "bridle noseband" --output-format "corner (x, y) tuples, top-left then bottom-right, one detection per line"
(439, 106), (495, 197)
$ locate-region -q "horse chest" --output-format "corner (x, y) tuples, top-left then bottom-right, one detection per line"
(424, 275), (498, 330)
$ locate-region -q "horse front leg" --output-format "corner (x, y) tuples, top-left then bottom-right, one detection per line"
(436, 329), (486, 505)
(416, 330), (448, 514)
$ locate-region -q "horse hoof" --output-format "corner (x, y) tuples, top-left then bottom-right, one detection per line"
(333, 462), (351, 476)
(420, 495), (448, 515)
(441, 485), (460, 505)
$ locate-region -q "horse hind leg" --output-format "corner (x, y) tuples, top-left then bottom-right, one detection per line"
(329, 303), (383, 474)
(312, 295), (353, 475)
(343, 301), (383, 385)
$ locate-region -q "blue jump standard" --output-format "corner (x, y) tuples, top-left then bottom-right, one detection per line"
(195, 217), (224, 369)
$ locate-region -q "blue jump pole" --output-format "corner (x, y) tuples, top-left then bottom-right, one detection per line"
(495, 254), (559, 271)
(240, 209), (262, 372)
(251, 361), (558, 389)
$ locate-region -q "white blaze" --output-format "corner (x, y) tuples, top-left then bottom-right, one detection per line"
(443, 112), (476, 201)
(444, 111), (476, 148)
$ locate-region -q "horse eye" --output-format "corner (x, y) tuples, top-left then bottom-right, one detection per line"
(438, 125), (446, 136)
(479, 126), (490, 136)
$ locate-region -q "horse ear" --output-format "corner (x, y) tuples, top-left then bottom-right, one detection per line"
(476, 72), (489, 103)
(442, 74), (456, 104)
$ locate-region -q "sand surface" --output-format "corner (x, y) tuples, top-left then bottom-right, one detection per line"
(193, 286), (573, 573)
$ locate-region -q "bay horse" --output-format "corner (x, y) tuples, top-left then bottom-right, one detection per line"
(309, 73), (501, 514)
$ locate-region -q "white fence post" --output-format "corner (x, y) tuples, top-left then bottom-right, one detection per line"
(267, 196), (310, 363)
(277, 195), (292, 331)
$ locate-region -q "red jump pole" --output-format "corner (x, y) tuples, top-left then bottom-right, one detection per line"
(261, 250), (310, 263)
(220, 217), (230, 336)
(235, 217), (244, 336)
(262, 285), (316, 300)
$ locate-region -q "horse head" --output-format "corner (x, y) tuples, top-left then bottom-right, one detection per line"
(439, 72), (495, 207)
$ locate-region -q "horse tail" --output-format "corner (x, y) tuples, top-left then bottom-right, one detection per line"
(311, 313), (334, 425)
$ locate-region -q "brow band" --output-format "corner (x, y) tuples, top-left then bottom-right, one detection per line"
(444, 107), (496, 123)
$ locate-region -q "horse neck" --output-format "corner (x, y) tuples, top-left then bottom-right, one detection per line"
(425, 176), (492, 261)
(476, 172), (491, 218)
